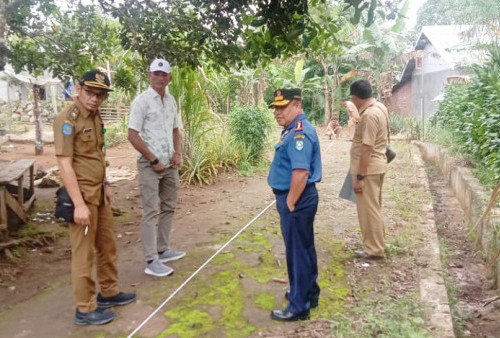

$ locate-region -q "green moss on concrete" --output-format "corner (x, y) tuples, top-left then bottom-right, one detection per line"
(162, 270), (256, 337)
(314, 238), (350, 318)
(211, 252), (235, 265)
(161, 308), (215, 337)
(254, 292), (275, 310)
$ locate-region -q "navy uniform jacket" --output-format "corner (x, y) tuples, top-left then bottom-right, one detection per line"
(268, 113), (322, 191)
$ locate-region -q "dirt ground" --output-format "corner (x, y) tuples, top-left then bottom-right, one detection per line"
(0, 130), (499, 337)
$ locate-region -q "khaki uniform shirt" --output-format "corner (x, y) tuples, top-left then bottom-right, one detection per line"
(350, 98), (388, 175)
(53, 97), (106, 206)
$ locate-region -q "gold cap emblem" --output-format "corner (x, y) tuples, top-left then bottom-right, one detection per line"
(95, 73), (105, 83)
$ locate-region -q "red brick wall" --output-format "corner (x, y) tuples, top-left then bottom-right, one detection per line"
(387, 82), (412, 115)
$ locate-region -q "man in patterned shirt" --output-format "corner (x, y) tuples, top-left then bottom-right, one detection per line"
(128, 59), (185, 277)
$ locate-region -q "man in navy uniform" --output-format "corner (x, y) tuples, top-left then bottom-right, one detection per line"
(268, 88), (322, 321)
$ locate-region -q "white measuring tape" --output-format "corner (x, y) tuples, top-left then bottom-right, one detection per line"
(127, 199), (277, 337)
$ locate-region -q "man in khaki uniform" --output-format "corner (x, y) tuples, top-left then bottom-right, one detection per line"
(349, 80), (388, 260)
(54, 70), (135, 325)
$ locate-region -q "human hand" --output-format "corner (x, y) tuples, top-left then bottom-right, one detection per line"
(74, 204), (91, 226)
(286, 199), (295, 212)
(152, 161), (166, 172)
(354, 179), (364, 194)
(170, 153), (182, 169)
(104, 184), (114, 204)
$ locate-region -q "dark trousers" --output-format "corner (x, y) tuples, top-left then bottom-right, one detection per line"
(275, 184), (320, 313)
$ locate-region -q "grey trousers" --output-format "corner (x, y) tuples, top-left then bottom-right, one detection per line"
(138, 158), (180, 262)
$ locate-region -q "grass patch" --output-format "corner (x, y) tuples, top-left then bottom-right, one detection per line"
(329, 294), (430, 337)
(386, 142), (427, 252)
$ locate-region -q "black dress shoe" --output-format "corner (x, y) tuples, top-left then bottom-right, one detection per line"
(271, 309), (310, 321)
(285, 291), (319, 308)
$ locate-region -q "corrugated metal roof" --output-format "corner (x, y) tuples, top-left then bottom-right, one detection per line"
(419, 25), (490, 69)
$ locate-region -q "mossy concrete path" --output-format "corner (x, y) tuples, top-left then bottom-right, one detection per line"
(0, 134), (455, 337)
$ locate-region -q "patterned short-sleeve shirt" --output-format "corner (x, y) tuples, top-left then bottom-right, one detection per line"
(128, 86), (179, 166)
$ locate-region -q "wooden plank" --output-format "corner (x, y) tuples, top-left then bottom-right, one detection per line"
(3, 187), (27, 223)
(0, 188), (7, 229)
(29, 164), (34, 196)
(0, 159), (35, 183)
(23, 194), (36, 211)
(17, 175), (24, 206)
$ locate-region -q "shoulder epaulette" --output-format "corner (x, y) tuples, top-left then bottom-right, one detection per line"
(294, 121), (303, 131)
(63, 104), (79, 122)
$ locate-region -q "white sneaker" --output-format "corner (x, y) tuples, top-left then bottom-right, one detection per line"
(145, 259), (174, 277)
(158, 249), (186, 263)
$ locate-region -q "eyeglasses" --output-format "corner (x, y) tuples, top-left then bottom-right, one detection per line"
(83, 87), (108, 100)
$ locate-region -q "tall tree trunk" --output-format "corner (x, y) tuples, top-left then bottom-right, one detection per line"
(0, 1), (9, 71)
(257, 72), (266, 106)
(322, 62), (331, 124)
(331, 70), (339, 118)
(33, 86), (43, 155)
(248, 75), (255, 107)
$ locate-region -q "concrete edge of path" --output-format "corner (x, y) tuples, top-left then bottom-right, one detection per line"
(412, 143), (455, 337)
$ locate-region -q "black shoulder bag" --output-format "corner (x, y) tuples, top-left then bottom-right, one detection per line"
(55, 187), (75, 222)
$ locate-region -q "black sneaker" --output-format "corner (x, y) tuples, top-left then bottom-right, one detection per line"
(74, 308), (115, 326)
(97, 292), (136, 309)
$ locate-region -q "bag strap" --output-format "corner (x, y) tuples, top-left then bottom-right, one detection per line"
(371, 102), (391, 144)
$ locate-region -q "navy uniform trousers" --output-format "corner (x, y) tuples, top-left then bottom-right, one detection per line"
(274, 183), (320, 313)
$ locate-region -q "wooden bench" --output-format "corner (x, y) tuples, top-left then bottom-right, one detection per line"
(0, 159), (36, 231)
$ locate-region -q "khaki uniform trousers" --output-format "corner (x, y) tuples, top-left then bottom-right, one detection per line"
(69, 199), (119, 313)
(354, 173), (386, 256)
(138, 158), (180, 262)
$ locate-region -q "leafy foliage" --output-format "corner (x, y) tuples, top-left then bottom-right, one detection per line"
(9, 4), (122, 80)
(416, 0), (500, 31)
(432, 48), (500, 185)
(228, 106), (274, 164)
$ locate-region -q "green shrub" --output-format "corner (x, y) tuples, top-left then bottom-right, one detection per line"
(388, 114), (422, 139)
(180, 127), (247, 184)
(432, 47), (500, 185)
(104, 116), (129, 147)
(228, 105), (273, 164)
(389, 113), (410, 135)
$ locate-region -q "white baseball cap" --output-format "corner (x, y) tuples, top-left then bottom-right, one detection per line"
(149, 58), (171, 73)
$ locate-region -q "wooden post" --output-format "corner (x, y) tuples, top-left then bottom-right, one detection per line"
(0, 188), (7, 231)
(34, 85), (44, 155)
(17, 175), (24, 206)
(322, 61), (331, 124)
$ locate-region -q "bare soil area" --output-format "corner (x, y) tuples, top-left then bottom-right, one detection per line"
(0, 131), (499, 337)
(426, 163), (500, 337)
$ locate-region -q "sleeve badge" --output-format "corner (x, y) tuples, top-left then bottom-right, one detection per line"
(295, 139), (304, 151)
(62, 122), (74, 136)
